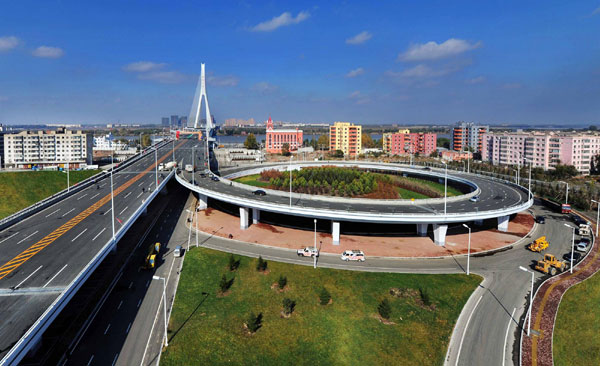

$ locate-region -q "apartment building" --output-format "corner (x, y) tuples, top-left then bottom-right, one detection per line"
(265, 116), (303, 154)
(451, 122), (489, 152)
(329, 122), (362, 156)
(382, 131), (437, 156)
(481, 130), (600, 175)
(3, 128), (93, 169)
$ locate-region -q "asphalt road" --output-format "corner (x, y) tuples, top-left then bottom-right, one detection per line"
(0, 140), (183, 358)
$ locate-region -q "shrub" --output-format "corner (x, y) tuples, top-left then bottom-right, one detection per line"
(278, 275), (287, 289)
(219, 274), (233, 293)
(378, 298), (392, 320)
(246, 312), (263, 333)
(282, 298), (296, 315)
(419, 288), (431, 306)
(256, 256), (268, 272)
(319, 287), (331, 305)
(228, 254), (240, 271)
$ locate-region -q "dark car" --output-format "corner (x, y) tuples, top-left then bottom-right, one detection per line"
(253, 189), (267, 196)
(563, 252), (582, 263)
(535, 216), (545, 224)
(211, 176), (220, 182)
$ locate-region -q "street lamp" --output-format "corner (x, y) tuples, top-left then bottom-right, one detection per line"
(557, 181), (569, 205)
(289, 155), (293, 207)
(519, 266), (534, 336)
(523, 157), (533, 201)
(564, 224), (576, 273)
(313, 219), (317, 269)
(110, 151), (116, 243)
(442, 161), (448, 215)
(592, 199), (600, 237)
(192, 146), (195, 186)
(462, 224), (471, 275)
(152, 275), (169, 347)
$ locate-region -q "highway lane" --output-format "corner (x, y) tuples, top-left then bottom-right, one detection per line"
(0, 139), (189, 359)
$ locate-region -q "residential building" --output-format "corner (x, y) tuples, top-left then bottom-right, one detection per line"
(382, 131), (437, 156)
(451, 122), (489, 152)
(329, 122), (362, 156)
(170, 115), (179, 128)
(93, 134), (128, 151)
(265, 116), (303, 154)
(481, 130), (600, 175)
(179, 116), (188, 128)
(441, 150), (473, 161)
(3, 128), (93, 169)
(161, 117), (170, 127)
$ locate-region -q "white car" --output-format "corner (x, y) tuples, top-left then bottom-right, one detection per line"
(576, 241), (590, 252)
(469, 196), (480, 202)
(341, 250), (365, 262)
(297, 247), (319, 257)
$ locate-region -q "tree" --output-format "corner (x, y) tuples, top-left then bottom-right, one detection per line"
(141, 134), (151, 148)
(282, 298), (296, 316)
(219, 274), (233, 293)
(331, 150), (344, 158)
(256, 256), (268, 272)
(429, 151), (439, 158)
(317, 134), (329, 150)
(278, 275), (287, 289)
(419, 288), (431, 306)
(378, 299), (392, 319)
(589, 125), (598, 131)
(281, 143), (291, 156)
(244, 133), (259, 149)
(228, 254), (240, 271)
(319, 286), (331, 305)
(437, 137), (450, 149)
(361, 133), (376, 148)
(246, 312), (263, 333)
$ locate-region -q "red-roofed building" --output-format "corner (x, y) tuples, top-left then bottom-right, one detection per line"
(265, 117), (303, 154)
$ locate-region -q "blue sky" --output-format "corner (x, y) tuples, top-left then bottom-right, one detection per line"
(0, 1), (599, 125)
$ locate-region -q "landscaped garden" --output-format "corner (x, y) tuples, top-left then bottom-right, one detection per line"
(161, 247), (481, 366)
(233, 166), (462, 199)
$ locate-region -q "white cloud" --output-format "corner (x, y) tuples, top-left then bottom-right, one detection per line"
(398, 38), (481, 61)
(346, 31), (372, 45)
(123, 61), (166, 72)
(0, 36), (20, 51)
(465, 76), (486, 84)
(138, 71), (188, 84)
(349, 90), (361, 98)
(251, 11), (310, 32)
(207, 74), (239, 87)
(252, 81), (278, 94)
(388, 64), (450, 78)
(32, 46), (64, 58)
(345, 67), (364, 78)
(592, 7), (600, 16)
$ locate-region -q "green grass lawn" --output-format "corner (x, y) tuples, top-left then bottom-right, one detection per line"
(233, 174), (270, 188)
(0, 170), (101, 219)
(396, 187), (430, 200)
(399, 176), (463, 197)
(554, 270), (600, 366)
(161, 248), (481, 366)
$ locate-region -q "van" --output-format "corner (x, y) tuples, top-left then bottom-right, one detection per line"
(174, 245), (183, 257)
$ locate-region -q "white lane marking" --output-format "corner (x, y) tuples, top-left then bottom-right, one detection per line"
(17, 231), (39, 245)
(137, 299), (142, 308)
(136, 192), (143, 199)
(104, 323), (111, 335)
(145, 280), (150, 288)
(138, 182), (145, 187)
(103, 208), (112, 215)
(62, 208), (75, 217)
(112, 353), (119, 366)
(502, 307), (517, 366)
(0, 232), (19, 244)
(90, 193), (100, 200)
(119, 206), (128, 215)
(86, 355), (94, 366)
(124, 192), (132, 199)
(92, 228), (106, 241)
(455, 295), (483, 366)
(100, 183), (106, 188)
(129, 281), (133, 289)
(45, 209), (60, 218)
(15, 265), (43, 289)
(77, 193), (88, 200)
(117, 300), (123, 310)
(72, 228), (88, 242)
(126, 322), (132, 334)
(43, 264), (68, 288)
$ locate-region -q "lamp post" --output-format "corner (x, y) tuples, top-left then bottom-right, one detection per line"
(289, 155), (293, 207)
(152, 276), (169, 347)
(519, 266), (534, 336)
(558, 181), (569, 205)
(564, 224), (576, 273)
(442, 161), (448, 215)
(523, 157), (532, 201)
(110, 152), (115, 242)
(313, 219), (317, 269)
(192, 146), (195, 186)
(592, 199), (600, 237)
(462, 224), (471, 275)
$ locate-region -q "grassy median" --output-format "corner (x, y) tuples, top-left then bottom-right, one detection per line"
(554, 270), (600, 366)
(0, 170), (101, 219)
(161, 248), (481, 366)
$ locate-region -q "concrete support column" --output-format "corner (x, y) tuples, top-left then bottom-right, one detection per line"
(331, 221), (340, 245)
(197, 194), (207, 210)
(239, 207), (249, 230)
(416, 223), (428, 237)
(497, 215), (509, 232)
(474, 219), (483, 226)
(252, 208), (260, 225)
(433, 224), (448, 246)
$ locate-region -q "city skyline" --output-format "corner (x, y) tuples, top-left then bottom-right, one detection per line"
(0, 1), (599, 125)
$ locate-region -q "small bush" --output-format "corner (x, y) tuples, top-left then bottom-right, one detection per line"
(282, 298), (296, 315)
(256, 256), (268, 272)
(419, 288), (431, 306)
(319, 287), (331, 305)
(378, 298), (392, 320)
(246, 312), (263, 333)
(278, 275), (287, 289)
(228, 254), (240, 271)
(219, 274), (234, 293)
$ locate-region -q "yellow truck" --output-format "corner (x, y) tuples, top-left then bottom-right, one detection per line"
(528, 236), (549, 252)
(144, 242), (161, 269)
(535, 253), (569, 275)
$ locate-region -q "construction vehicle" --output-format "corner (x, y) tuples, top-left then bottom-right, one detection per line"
(528, 236), (549, 252)
(144, 242), (161, 269)
(535, 253), (569, 275)
(165, 161), (177, 170)
(578, 224), (591, 236)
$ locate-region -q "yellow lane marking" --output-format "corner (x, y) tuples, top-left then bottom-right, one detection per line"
(0, 141), (185, 281)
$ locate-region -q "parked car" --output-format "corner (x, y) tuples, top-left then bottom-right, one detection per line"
(576, 241), (590, 252)
(297, 247), (319, 257)
(563, 252), (582, 263)
(211, 176), (220, 182)
(469, 196), (480, 202)
(535, 216), (545, 224)
(253, 189), (267, 196)
(174, 245), (183, 258)
(341, 250), (365, 262)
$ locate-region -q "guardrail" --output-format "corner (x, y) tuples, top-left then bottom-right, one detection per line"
(176, 171), (533, 224)
(0, 148), (174, 366)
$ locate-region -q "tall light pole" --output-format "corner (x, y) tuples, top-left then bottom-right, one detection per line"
(313, 219), (317, 269)
(558, 181), (569, 205)
(442, 161), (448, 215)
(519, 266), (534, 336)
(66, 159), (70, 192)
(110, 152), (115, 242)
(153, 147), (158, 192)
(152, 276), (169, 347)
(523, 157), (532, 201)
(462, 224), (471, 275)
(289, 155), (293, 207)
(564, 224), (576, 273)
(192, 146), (195, 185)
(592, 199), (600, 237)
